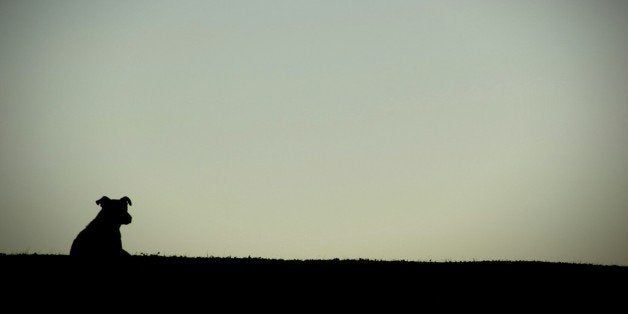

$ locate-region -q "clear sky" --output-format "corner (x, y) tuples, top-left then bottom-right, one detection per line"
(1, 0), (627, 265)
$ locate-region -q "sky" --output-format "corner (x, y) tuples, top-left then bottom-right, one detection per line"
(1, 0), (627, 265)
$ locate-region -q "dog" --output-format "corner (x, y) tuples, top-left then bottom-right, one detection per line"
(70, 196), (133, 257)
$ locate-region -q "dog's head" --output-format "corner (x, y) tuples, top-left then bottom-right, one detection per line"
(96, 196), (132, 225)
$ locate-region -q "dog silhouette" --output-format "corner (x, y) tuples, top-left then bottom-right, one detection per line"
(70, 196), (133, 257)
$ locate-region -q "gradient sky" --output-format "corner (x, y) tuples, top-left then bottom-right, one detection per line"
(1, 0), (627, 265)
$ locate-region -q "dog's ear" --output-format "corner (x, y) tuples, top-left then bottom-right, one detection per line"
(120, 196), (132, 206)
(96, 196), (111, 206)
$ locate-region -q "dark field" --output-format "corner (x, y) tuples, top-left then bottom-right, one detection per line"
(2, 253), (625, 286)
(2, 255), (626, 310)
(3, 253), (626, 306)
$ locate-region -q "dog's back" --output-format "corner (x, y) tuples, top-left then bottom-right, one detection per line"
(70, 223), (125, 256)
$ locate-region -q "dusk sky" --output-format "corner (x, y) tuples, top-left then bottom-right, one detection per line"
(1, 0), (627, 265)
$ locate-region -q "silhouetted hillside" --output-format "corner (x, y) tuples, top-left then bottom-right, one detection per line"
(2, 253), (624, 283)
(3, 254), (623, 307)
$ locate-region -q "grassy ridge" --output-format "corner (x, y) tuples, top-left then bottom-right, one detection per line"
(3, 252), (624, 266)
(2, 252), (624, 266)
(2, 253), (624, 277)
(2, 253), (626, 301)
